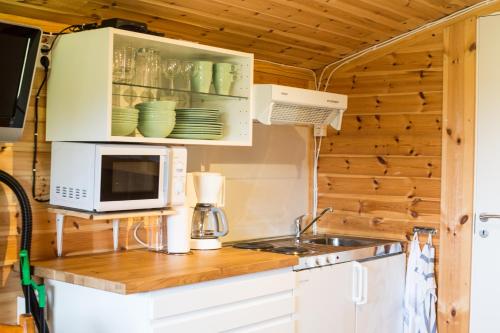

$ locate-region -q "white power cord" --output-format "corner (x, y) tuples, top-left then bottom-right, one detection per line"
(254, 59), (319, 90)
(318, 0), (497, 91)
(257, 0), (497, 226)
(312, 135), (322, 233)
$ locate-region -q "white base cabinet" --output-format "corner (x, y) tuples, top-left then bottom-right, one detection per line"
(45, 268), (295, 333)
(44, 255), (405, 333)
(295, 254), (405, 333)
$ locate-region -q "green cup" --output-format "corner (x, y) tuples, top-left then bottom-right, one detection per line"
(213, 63), (235, 95)
(191, 61), (213, 93)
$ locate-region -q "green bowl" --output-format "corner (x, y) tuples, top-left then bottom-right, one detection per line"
(135, 100), (177, 111)
(113, 117), (138, 123)
(112, 121), (137, 136)
(113, 114), (138, 118)
(139, 110), (176, 115)
(138, 120), (175, 138)
(113, 106), (138, 111)
(139, 114), (176, 121)
(112, 109), (139, 115)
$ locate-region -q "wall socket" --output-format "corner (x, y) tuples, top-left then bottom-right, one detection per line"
(36, 33), (56, 69)
(314, 125), (327, 137)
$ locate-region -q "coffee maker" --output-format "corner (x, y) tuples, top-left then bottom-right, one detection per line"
(188, 172), (228, 250)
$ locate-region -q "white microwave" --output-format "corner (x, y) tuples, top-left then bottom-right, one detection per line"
(50, 142), (187, 212)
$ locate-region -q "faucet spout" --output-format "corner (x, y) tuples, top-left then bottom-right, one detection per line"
(299, 207), (333, 237)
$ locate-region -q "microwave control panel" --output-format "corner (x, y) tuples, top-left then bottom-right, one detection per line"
(168, 147), (187, 206)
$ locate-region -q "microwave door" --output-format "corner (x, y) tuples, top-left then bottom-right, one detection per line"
(95, 155), (164, 211)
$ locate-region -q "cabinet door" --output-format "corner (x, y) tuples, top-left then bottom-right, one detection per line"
(295, 262), (356, 333)
(355, 254), (405, 333)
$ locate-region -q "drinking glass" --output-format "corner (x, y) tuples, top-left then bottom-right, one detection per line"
(134, 48), (161, 88)
(113, 46), (136, 84)
(162, 59), (180, 91)
(179, 61), (194, 90)
(133, 216), (167, 252)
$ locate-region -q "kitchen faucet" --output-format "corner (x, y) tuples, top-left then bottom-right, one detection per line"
(294, 207), (333, 239)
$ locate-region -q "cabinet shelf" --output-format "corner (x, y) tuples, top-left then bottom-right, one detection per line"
(112, 82), (248, 101)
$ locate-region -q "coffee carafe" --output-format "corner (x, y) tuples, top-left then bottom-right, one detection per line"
(189, 172), (228, 250)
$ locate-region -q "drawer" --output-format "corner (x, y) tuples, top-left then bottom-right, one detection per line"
(150, 268), (294, 319)
(151, 291), (294, 333)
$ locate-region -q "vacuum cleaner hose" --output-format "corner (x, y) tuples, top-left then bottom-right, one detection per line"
(0, 170), (50, 333)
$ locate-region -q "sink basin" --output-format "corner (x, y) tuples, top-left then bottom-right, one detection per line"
(303, 237), (376, 247)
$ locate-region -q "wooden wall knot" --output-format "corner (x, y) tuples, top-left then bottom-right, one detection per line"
(459, 215), (469, 225)
(469, 42), (477, 52)
(376, 156), (387, 165)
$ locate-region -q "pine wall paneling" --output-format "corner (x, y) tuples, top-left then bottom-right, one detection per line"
(317, 31), (443, 245)
(317, 3), (500, 330)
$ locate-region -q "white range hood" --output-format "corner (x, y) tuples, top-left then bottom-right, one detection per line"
(252, 84), (348, 130)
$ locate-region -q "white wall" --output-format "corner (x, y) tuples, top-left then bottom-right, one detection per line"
(187, 123), (310, 242)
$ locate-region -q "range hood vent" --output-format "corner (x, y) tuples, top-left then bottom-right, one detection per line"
(252, 84), (348, 130)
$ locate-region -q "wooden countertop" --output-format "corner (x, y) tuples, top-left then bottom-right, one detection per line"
(33, 248), (298, 295)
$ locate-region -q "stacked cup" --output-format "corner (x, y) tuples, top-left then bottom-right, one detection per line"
(135, 100), (177, 138)
(190, 61), (213, 93)
(213, 63), (236, 95)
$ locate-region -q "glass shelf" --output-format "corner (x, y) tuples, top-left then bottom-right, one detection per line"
(112, 82), (248, 101)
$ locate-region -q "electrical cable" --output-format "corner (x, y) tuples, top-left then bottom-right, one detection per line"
(311, 135), (322, 233)
(309, 0), (497, 219)
(254, 59), (319, 90)
(317, 0), (497, 92)
(46, 23), (97, 53)
(32, 56), (50, 203)
(32, 23), (97, 203)
(0, 170), (50, 333)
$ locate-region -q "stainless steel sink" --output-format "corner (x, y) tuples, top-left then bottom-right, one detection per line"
(302, 237), (377, 247)
(230, 234), (403, 270)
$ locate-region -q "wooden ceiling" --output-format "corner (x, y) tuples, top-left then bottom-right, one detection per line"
(0, 0), (485, 69)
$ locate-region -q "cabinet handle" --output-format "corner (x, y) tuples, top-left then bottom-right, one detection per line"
(359, 266), (368, 305)
(352, 262), (363, 304)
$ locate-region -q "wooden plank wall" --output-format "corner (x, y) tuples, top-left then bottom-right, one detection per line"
(439, 17), (476, 333)
(317, 31), (444, 254)
(317, 6), (496, 330)
(0, 14), (314, 325)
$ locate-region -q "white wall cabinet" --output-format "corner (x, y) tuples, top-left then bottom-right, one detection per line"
(45, 268), (294, 333)
(46, 27), (253, 146)
(295, 254), (405, 333)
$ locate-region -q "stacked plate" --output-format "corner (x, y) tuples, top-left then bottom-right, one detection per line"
(170, 108), (223, 140)
(112, 106), (139, 136)
(135, 100), (176, 138)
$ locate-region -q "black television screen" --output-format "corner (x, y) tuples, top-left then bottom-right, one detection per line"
(0, 20), (41, 141)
